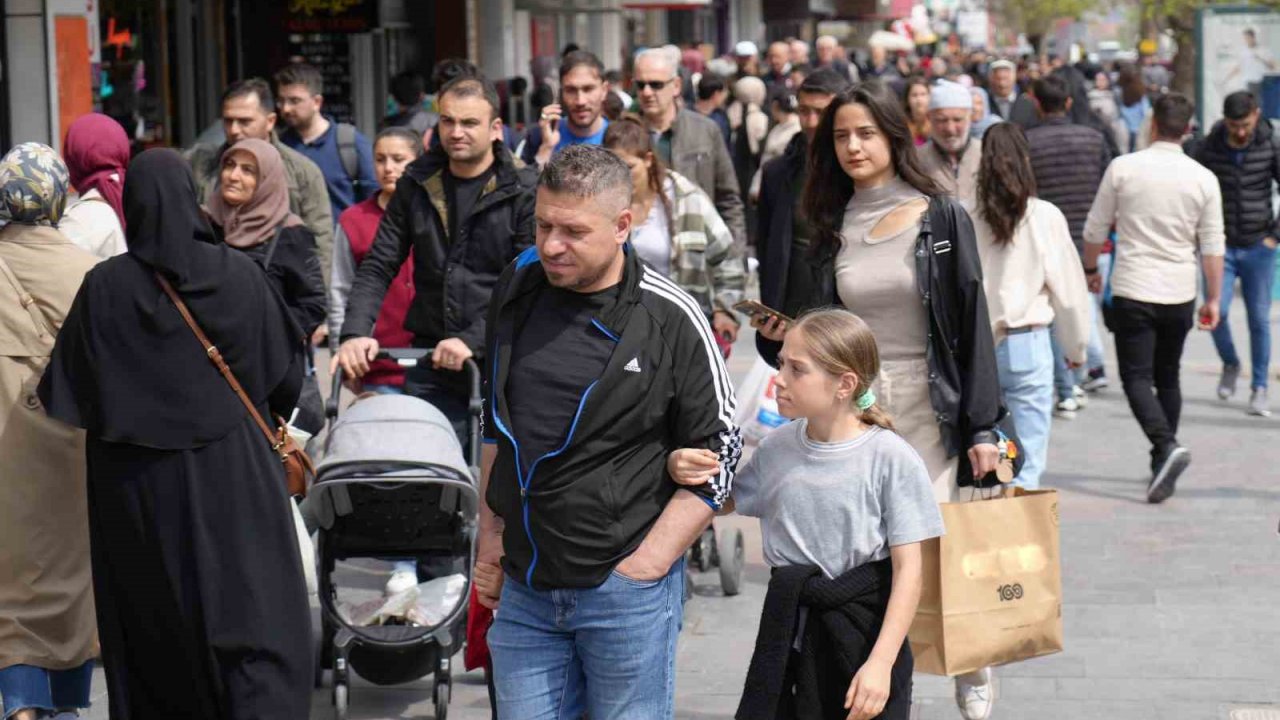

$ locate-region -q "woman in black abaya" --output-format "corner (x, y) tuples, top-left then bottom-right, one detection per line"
(37, 149), (312, 719)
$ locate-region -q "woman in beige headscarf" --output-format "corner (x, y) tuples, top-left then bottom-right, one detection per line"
(728, 76), (770, 209)
(205, 137), (327, 433)
(0, 142), (99, 720)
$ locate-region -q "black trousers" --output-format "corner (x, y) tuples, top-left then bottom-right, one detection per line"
(1111, 297), (1195, 452)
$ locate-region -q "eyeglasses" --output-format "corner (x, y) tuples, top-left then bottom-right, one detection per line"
(634, 78), (676, 91)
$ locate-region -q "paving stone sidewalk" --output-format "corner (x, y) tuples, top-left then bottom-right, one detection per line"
(82, 311), (1280, 719)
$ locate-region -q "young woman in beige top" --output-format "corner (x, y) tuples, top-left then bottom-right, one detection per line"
(971, 122), (1091, 490)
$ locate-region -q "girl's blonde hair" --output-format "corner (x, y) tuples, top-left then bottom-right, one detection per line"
(790, 308), (896, 432)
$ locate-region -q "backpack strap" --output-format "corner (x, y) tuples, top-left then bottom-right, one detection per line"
(336, 122), (359, 185)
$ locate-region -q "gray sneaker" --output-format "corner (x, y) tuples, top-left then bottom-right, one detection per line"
(1248, 387), (1272, 417)
(1218, 364), (1241, 400)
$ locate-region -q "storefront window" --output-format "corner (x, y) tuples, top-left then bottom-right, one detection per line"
(96, 0), (168, 149)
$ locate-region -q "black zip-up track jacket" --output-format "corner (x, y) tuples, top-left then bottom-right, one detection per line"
(483, 246), (743, 589)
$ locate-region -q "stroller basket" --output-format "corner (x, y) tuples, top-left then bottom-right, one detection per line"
(318, 477), (474, 558)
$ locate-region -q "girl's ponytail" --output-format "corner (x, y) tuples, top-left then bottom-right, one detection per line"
(859, 403), (897, 433)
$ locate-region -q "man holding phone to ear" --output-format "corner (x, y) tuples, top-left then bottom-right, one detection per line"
(521, 50), (612, 168)
(1082, 93), (1225, 504)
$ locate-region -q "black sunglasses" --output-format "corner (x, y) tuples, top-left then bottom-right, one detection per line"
(634, 78), (675, 91)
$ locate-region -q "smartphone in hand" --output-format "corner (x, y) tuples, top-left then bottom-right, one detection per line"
(732, 300), (793, 325)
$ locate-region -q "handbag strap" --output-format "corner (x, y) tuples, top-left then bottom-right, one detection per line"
(154, 272), (284, 454)
(0, 254), (54, 339)
(260, 225), (285, 271)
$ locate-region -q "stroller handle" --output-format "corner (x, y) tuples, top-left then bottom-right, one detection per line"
(327, 347), (482, 421)
(327, 347), (484, 470)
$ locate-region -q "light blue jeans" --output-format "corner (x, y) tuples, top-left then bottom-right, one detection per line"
(488, 557), (686, 719)
(997, 328), (1055, 490)
(1209, 241), (1277, 389)
(0, 661), (93, 718)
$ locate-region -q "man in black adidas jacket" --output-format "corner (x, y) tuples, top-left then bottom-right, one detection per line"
(473, 145), (741, 718)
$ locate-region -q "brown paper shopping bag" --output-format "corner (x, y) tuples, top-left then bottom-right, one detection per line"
(909, 488), (1063, 676)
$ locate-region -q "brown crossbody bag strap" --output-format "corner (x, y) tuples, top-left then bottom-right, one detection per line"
(154, 272), (313, 495)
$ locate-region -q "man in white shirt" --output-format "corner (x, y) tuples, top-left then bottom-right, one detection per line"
(1082, 93), (1226, 504)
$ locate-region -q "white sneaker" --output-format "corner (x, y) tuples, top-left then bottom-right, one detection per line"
(954, 667), (995, 720)
(1054, 397), (1080, 419)
(384, 568), (419, 596)
(1072, 385), (1088, 408)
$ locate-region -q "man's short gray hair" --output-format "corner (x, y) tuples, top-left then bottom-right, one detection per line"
(538, 145), (633, 211)
(634, 47), (677, 76)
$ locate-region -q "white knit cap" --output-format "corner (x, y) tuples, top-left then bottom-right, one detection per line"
(929, 80), (973, 111)
(734, 41), (759, 57)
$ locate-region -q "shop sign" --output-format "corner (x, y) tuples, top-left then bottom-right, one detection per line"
(284, 0), (378, 34)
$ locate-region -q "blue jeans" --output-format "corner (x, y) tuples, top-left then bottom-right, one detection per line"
(1210, 241), (1277, 389)
(488, 557), (686, 719)
(997, 329), (1055, 490)
(0, 662), (94, 718)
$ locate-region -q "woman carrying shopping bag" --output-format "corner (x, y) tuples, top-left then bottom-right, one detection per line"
(753, 80), (1004, 719)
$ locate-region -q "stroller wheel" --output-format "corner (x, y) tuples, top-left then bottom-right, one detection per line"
(434, 681), (450, 720)
(333, 682), (348, 719)
(717, 528), (745, 596)
(693, 529), (715, 572)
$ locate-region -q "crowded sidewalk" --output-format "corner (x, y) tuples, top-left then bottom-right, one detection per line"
(67, 305), (1280, 720)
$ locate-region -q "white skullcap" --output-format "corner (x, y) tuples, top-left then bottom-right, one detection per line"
(734, 41), (759, 57)
(930, 80), (972, 111)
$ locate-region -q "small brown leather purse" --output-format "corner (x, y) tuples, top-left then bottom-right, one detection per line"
(156, 273), (315, 497)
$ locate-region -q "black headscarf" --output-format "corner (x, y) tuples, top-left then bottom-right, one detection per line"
(38, 149), (303, 449)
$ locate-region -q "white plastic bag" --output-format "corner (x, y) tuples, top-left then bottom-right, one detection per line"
(734, 357), (789, 445)
(289, 498), (317, 596)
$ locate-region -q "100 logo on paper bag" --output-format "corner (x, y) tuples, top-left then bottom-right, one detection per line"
(996, 583), (1024, 602)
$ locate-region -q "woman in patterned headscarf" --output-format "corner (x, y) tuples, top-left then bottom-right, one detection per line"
(0, 143), (100, 720)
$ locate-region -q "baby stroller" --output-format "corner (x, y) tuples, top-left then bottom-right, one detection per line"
(314, 348), (481, 720)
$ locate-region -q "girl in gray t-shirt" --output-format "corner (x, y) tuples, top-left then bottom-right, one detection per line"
(669, 308), (943, 720)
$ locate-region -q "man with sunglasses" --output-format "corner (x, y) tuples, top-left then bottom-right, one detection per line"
(520, 50), (612, 168)
(633, 48), (746, 255)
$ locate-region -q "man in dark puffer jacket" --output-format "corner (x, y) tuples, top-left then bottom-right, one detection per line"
(1187, 91), (1280, 416)
(1026, 74), (1114, 252)
(1026, 73), (1115, 414)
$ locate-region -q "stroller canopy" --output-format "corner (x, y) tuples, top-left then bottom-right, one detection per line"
(317, 394), (472, 481)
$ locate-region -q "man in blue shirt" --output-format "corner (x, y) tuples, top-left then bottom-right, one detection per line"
(519, 50), (611, 168)
(275, 63), (379, 222)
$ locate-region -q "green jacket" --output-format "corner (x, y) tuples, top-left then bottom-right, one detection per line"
(185, 135), (335, 282)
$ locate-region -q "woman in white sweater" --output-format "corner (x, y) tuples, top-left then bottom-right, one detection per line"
(971, 123), (1092, 489)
